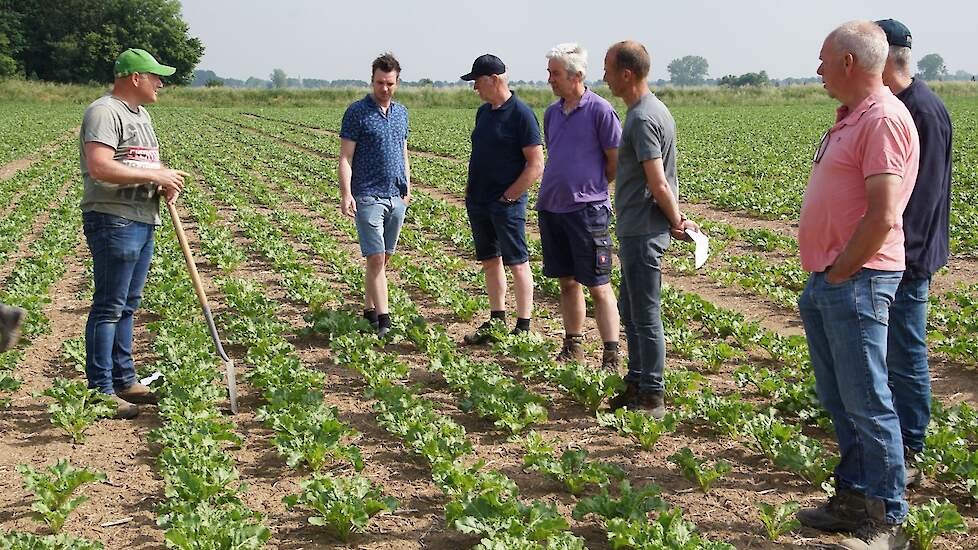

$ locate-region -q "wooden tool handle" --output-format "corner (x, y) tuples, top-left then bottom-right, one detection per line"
(166, 201), (210, 311)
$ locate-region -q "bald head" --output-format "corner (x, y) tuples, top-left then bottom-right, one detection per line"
(609, 40), (650, 79)
(827, 21), (888, 74)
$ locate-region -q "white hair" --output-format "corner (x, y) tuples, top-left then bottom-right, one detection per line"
(830, 21), (888, 73)
(546, 43), (587, 79)
(889, 45), (912, 72)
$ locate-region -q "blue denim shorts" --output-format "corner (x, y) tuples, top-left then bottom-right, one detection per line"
(466, 196), (529, 265)
(354, 195), (407, 257)
(539, 203), (613, 287)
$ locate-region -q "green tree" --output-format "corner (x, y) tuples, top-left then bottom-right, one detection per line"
(667, 55), (709, 86)
(0, 3), (26, 78)
(0, 0), (202, 84)
(270, 68), (288, 88)
(718, 70), (770, 88)
(917, 53), (947, 81)
(418, 77), (434, 87)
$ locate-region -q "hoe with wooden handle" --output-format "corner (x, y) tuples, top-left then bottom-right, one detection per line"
(166, 201), (238, 414)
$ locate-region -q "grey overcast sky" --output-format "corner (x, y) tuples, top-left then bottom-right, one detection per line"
(180, 0), (976, 82)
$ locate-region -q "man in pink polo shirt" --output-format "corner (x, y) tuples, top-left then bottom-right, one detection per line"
(795, 21), (919, 550)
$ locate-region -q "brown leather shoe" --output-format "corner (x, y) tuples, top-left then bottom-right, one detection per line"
(555, 335), (585, 363)
(108, 394), (139, 419)
(116, 382), (159, 405)
(835, 498), (909, 550)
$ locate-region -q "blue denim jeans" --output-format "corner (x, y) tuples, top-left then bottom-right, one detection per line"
(82, 211), (155, 394)
(887, 275), (931, 454)
(354, 195), (407, 257)
(798, 268), (907, 523)
(617, 231), (670, 393)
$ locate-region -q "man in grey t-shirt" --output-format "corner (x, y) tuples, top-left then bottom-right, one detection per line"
(80, 48), (188, 419)
(603, 41), (700, 418)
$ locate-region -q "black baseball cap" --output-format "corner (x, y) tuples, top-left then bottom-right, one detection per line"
(461, 54), (506, 81)
(875, 19), (912, 49)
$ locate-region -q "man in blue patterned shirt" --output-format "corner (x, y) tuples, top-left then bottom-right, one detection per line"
(339, 53), (411, 338)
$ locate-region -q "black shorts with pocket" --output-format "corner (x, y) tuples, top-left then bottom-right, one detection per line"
(538, 203), (613, 287)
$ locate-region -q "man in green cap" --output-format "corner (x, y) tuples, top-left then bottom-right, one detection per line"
(79, 48), (188, 419)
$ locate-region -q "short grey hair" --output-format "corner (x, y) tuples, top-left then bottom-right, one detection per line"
(546, 43), (587, 79)
(889, 45), (912, 72)
(830, 21), (888, 73)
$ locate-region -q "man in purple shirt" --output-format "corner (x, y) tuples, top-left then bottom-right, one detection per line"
(539, 43), (622, 370)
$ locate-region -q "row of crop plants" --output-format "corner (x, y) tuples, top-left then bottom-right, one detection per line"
(0, 103), (78, 166)
(158, 112), (749, 548)
(230, 111), (978, 542)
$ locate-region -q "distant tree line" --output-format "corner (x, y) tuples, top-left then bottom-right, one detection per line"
(0, 0), (203, 85)
(192, 68), (566, 89)
(665, 53), (974, 88)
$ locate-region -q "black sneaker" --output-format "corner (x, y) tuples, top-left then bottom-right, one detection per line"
(797, 488), (867, 533)
(463, 321), (494, 345)
(835, 498), (908, 550)
(0, 304), (26, 352)
(629, 390), (665, 420)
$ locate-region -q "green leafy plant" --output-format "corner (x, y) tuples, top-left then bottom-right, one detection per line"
(0, 531), (104, 550)
(904, 499), (968, 550)
(755, 501), (800, 540)
(596, 408), (679, 450)
(572, 479), (666, 524)
(604, 507), (735, 550)
(556, 363), (623, 413)
(0, 371), (22, 408)
(17, 459), (106, 533)
(60, 337), (86, 374)
(266, 405), (363, 472)
(161, 501), (271, 550)
(40, 378), (116, 442)
(283, 473), (396, 542)
(668, 447), (732, 493)
(521, 432), (624, 495)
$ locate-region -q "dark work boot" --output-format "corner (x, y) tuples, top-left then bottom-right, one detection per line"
(555, 335), (584, 363)
(629, 390), (665, 420)
(904, 447), (923, 489)
(796, 487), (867, 533)
(607, 381), (638, 410)
(835, 497), (908, 550)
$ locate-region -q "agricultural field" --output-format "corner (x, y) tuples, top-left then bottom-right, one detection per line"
(0, 93), (977, 550)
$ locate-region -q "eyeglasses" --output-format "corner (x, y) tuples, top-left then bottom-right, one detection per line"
(813, 129), (832, 164)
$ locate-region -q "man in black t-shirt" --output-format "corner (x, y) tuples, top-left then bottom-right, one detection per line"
(876, 19), (954, 489)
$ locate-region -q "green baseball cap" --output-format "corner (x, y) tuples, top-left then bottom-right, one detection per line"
(114, 48), (176, 78)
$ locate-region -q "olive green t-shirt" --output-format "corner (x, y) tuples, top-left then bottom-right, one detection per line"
(79, 95), (162, 225)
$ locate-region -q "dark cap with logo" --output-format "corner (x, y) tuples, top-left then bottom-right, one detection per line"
(460, 54), (506, 81)
(875, 19), (912, 49)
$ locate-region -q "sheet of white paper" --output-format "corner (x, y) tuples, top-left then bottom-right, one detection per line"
(685, 229), (710, 269)
(139, 371), (163, 386)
